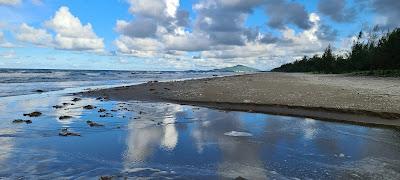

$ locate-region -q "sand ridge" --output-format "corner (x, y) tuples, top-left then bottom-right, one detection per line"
(81, 73), (400, 127)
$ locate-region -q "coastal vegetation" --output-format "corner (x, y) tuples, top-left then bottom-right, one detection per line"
(272, 27), (400, 76)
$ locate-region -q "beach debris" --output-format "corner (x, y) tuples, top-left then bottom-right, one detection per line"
(86, 120), (104, 127)
(58, 128), (80, 137)
(83, 105), (96, 109)
(52, 105), (63, 109)
(12, 119), (32, 124)
(98, 108), (106, 112)
(59, 116), (73, 120)
(71, 97), (81, 102)
(224, 131), (253, 137)
(23, 111), (42, 117)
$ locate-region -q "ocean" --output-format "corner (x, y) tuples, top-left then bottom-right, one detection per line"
(0, 68), (234, 97)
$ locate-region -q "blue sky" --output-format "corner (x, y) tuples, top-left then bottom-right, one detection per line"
(0, 0), (398, 70)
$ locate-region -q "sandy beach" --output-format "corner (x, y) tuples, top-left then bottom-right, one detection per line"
(82, 73), (400, 127)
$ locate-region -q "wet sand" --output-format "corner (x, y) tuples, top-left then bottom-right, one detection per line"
(82, 73), (400, 127)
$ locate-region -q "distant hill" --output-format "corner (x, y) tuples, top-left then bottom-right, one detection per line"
(212, 65), (260, 72)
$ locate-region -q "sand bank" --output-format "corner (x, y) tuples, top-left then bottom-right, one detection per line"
(81, 73), (400, 127)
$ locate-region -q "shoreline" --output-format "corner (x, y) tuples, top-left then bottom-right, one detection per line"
(80, 72), (400, 128)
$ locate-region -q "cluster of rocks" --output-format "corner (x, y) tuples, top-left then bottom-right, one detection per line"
(13, 96), (150, 137)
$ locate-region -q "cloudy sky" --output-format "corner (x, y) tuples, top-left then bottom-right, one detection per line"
(0, 0), (399, 70)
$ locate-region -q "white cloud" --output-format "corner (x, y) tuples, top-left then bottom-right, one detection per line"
(45, 6), (104, 52)
(114, 2), (331, 70)
(0, 0), (20, 6)
(127, 0), (179, 20)
(16, 23), (53, 46)
(0, 50), (16, 59)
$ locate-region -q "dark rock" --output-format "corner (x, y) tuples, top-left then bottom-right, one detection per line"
(99, 176), (116, 180)
(58, 128), (80, 136)
(111, 109), (117, 112)
(52, 105), (63, 109)
(234, 176), (247, 180)
(71, 97), (81, 102)
(83, 105), (96, 109)
(59, 116), (72, 120)
(35, 90), (44, 93)
(12, 119), (32, 124)
(98, 108), (106, 112)
(86, 120), (104, 127)
(164, 87), (171, 90)
(23, 111), (42, 117)
(149, 88), (156, 91)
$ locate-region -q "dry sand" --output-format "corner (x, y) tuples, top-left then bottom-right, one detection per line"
(81, 73), (400, 127)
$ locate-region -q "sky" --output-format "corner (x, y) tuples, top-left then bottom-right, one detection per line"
(0, 0), (399, 71)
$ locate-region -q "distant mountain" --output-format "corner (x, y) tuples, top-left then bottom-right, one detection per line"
(212, 65), (260, 72)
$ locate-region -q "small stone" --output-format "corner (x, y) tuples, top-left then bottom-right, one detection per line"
(83, 105), (96, 109)
(58, 128), (80, 136)
(98, 108), (106, 112)
(234, 176), (247, 180)
(53, 105), (63, 109)
(99, 176), (114, 180)
(86, 120), (104, 127)
(12, 119), (32, 124)
(23, 111), (42, 117)
(71, 97), (81, 102)
(35, 89), (44, 93)
(59, 116), (72, 120)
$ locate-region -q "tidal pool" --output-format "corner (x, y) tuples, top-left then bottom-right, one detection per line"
(0, 92), (399, 179)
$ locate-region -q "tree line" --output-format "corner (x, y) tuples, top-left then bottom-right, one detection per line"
(272, 27), (400, 75)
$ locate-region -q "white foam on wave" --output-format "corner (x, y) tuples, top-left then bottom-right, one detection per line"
(224, 131), (253, 137)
